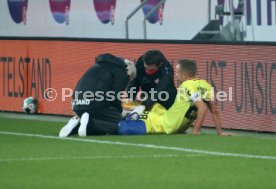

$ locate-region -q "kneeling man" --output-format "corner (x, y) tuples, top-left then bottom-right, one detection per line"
(59, 53), (136, 137)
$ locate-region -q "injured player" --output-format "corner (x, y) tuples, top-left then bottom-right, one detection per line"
(118, 59), (232, 136)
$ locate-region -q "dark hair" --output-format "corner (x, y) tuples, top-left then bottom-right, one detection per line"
(143, 50), (165, 66)
(178, 59), (197, 77)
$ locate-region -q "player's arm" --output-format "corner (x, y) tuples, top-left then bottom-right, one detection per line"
(206, 101), (232, 136)
(191, 100), (208, 135)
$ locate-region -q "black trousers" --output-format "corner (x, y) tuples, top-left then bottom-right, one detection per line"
(75, 107), (122, 135)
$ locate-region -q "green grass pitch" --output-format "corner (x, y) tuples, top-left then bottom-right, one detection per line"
(0, 114), (275, 189)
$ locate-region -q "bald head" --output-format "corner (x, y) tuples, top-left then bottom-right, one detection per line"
(177, 59), (197, 77)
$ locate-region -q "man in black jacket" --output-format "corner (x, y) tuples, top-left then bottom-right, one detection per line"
(126, 50), (177, 115)
(59, 53), (136, 137)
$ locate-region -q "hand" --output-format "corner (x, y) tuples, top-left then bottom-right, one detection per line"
(217, 131), (233, 136)
(122, 99), (136, 111)
(125, 59), (137, 79)
(190, 128), (201, 135)
(130, 105), (146, 116)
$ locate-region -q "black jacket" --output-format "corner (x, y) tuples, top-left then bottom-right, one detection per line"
(127, 55), (177, 109)
(72, 54), (128, 112)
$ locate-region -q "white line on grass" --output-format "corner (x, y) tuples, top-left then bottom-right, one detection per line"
(1, 131), (276, 161)
(0, 154), (203, 163)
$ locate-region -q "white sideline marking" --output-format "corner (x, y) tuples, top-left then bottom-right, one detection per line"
(0, 154), (202, 163)
(1, 131), (276, 161)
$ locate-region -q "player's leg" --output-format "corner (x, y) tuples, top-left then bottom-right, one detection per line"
(141, 103), (166, 134)
(118, 103), (166, 135)
(118, 119), (146, 135)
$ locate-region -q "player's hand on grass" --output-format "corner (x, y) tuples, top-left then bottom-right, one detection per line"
(216, 129), (233, 136)
(190, 128), (201, 135)
(217, 131), (233, 136)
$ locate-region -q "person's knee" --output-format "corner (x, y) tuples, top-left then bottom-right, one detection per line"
(92, 118), (119, 135)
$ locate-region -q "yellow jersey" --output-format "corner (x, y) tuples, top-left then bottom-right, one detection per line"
(141, 78), (213, 134)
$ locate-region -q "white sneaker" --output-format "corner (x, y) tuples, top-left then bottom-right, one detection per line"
(59, 116), (80, 138)
(78, 112), (89, 137)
